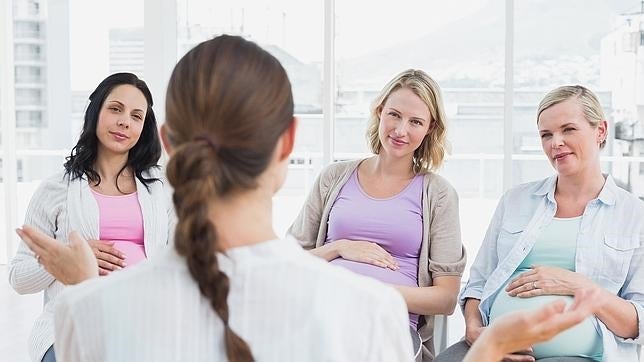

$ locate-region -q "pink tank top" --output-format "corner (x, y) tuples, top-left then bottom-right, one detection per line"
(91, 189), (146, 267)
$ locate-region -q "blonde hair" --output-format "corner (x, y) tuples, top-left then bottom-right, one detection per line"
(537, 85), (607, 148)
(366, 69), (448, 173)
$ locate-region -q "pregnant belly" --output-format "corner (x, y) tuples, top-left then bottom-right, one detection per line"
(329, 257), (418, 286)
(490, 285), (603, 359)
(110, 241), (147, 267)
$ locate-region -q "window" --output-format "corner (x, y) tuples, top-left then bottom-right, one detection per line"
(16, 110), (43, 128)
(14, 44), (42, 62)
(335, 1), (506, 279)
(15, 65), (42, 83)
(176, 0), (324, 235)
(13, 0), (42, 17)
(512, 0), (630, 186)
(14, 88), (42, 106)
(14, 21), (41, 39)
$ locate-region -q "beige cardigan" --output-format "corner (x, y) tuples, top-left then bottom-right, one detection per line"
(288, 159), (466, 361)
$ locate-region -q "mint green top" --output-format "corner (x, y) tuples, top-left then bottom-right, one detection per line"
(489, 217), (603, 361)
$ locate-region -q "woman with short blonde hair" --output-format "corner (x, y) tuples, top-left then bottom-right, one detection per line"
(438, 85), (644, 361)
(537, 85), (607, 148)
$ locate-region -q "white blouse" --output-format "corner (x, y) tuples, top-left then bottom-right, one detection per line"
(54, 238), (413, 362)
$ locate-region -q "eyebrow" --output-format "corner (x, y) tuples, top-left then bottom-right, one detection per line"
(107, 100), (144, 114)
(388, 107), (427, 122)
(539, 122), (576, 133)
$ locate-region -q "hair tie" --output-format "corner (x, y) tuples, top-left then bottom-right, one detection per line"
(193, 135), (219, 152)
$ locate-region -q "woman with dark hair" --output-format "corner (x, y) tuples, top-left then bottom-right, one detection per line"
(9, 73), (174, 362)
(17, 35), (413, 362)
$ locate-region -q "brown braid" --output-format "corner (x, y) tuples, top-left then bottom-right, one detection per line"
(167, 141), (254, 362)
(164, 35), (294, 361)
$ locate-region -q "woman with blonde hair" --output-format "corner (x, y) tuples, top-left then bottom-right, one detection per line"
(437, 85), (644, 362)
(17, 35), (413, 362)
(289, 69), (466, 361)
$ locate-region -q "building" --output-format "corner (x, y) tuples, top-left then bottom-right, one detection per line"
(12, 0), (71, 181)
(109, 28), (145, 78)
(601, 4), (644, 198)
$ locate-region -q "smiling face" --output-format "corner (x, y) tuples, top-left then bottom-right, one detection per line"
(537, 98), (607, 177)
(377, 87), (432, 160)
(95, 84), (148, 157)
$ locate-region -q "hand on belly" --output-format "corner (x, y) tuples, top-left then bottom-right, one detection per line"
(88, 239), (127, 275)
(111, 241), (146, 267)
(505, 266), (597, 298)
(333, 239), (399, 270)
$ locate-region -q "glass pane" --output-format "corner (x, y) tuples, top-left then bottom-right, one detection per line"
(335, 1), (505, 279)
(5, 2), (147, 360)
(176, 0), (324, 236)
(513, 0), (644, 200)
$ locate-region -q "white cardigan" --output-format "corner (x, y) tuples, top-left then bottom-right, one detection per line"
(8, 168), (176, 362)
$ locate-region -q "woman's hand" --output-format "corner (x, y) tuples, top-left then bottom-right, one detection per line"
(466, 325), (533, 361)
(87, 239), (126, 275)
(506, 266), (597, 298)
(335, 239), (399, 270)
(16, 225), (98, 285)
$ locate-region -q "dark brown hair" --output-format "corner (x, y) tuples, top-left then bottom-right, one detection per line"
(164, 35), (294, 362)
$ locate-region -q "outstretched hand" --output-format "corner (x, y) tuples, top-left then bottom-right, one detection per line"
(17, 225), (98, 285)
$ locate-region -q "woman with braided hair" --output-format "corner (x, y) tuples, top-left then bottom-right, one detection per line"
(17, 35), (414, 361)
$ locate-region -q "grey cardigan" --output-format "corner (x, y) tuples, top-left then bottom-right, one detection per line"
(288, 159), (466, 361)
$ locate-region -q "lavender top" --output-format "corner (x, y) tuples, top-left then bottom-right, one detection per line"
(325, 170), (424, 328)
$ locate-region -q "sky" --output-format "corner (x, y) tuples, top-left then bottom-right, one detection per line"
(68, 0), (488, 90)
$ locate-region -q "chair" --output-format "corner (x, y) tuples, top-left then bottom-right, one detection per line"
(433, 314), (449, 354)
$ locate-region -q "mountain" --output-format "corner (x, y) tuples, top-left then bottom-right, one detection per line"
(337, 0), (640, 88)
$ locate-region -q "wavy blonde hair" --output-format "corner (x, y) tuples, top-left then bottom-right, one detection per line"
(366, 69), (448, 173)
